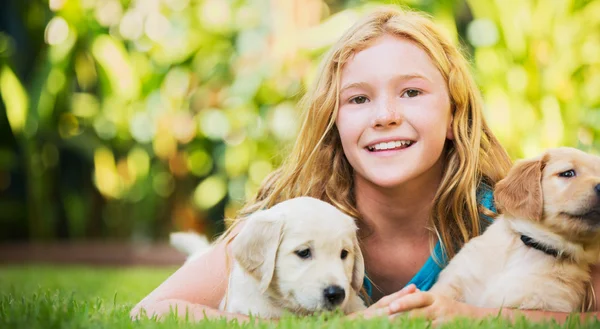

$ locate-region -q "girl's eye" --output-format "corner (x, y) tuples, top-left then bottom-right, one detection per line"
(295, 248), (312, 259)
(340, 250), (348, 260)
(558, 169), (576, 178)
(401, 89), (421, 98)
(349, 96), (369, 104)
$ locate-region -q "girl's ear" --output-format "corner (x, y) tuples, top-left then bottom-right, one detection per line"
(446, 115), (454, 140)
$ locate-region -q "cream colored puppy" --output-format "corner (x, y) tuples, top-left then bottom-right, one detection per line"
(431, 147), (600, 312)
(172, 197), (366, 317)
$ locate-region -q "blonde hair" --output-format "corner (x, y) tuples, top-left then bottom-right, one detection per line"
(223, 7), (512, 260)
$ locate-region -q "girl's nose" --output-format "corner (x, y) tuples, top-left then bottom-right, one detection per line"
(372, 99), (402, 128)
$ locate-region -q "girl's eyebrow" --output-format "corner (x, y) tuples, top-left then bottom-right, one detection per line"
(339, 81), (371, 95)
(393, 73), (431, 83)
(339, 74), (431, 94)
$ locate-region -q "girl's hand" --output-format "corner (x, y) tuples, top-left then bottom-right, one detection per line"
(347, 284), (418, 319)
(388, 291), (484, 324)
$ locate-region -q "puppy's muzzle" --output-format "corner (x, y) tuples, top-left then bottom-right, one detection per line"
(323, 285), (345, 309)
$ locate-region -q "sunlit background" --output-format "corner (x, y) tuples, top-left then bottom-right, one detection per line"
(1, 0), (599, 243)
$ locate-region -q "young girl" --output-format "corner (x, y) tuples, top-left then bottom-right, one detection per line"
(131, 7), (600, 323)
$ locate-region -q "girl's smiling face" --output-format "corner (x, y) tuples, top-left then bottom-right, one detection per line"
(336, 34), (453, 190)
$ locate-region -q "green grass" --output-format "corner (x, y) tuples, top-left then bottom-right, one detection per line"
(0, 265), (598, 329)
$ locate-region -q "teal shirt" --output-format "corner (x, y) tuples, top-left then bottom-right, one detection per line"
(362, 186), (496, 297)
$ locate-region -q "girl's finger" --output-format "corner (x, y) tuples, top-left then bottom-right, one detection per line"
(348, 306), (390, 320)
(388, 306), (432, 321)
(408, 307), (433, 320)
(367, 306), (391, 318)
(349, 284), (420, 320)
(388, 291), (433, 313)
(374, 284), (417, 307)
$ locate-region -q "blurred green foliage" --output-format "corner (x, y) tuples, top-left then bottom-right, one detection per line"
(0, 0), (599, 241)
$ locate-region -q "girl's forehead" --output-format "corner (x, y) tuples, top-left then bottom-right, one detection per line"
(339, 34), (443, 84)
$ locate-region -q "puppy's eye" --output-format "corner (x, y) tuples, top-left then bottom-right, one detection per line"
(295, 248), (311, 259)
(340, 250), (349, 260)
(559, 169), (576, 178)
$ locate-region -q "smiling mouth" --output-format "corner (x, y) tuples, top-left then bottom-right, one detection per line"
(366, 140), (414, 152)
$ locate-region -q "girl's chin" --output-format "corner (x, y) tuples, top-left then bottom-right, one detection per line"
(362, 176), (410, 189)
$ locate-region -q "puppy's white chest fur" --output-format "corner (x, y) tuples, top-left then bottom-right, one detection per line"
(432, 219), (589, 312)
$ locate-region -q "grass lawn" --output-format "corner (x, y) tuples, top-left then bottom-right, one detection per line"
(0, 265), (598, 329)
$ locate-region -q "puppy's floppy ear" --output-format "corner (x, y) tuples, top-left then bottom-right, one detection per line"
(231, 209), (284, 293)
(494, 154), (547, 221)
(351, 234), (365, 292)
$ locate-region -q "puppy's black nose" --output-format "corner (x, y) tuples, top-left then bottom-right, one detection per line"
(323, 285), (345, 306)
(596, 184), (600, 196)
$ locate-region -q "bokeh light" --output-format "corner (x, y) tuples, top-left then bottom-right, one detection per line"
(44, 17), (70, 46)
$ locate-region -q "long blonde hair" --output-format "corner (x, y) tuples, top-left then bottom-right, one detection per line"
(223, 7), (512, 259)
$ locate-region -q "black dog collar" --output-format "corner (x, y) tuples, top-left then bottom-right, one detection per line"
(520, 235), (562, 258)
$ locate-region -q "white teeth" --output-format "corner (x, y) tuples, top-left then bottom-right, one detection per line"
(367, 140), (412, 151)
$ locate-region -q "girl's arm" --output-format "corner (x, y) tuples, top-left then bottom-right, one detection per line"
(130, 225), (249, 322)
(387, 263), (600, 324)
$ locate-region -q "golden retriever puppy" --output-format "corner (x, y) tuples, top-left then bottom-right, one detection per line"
(430, 147), (600, 312)
(171, 197), (366, 317)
